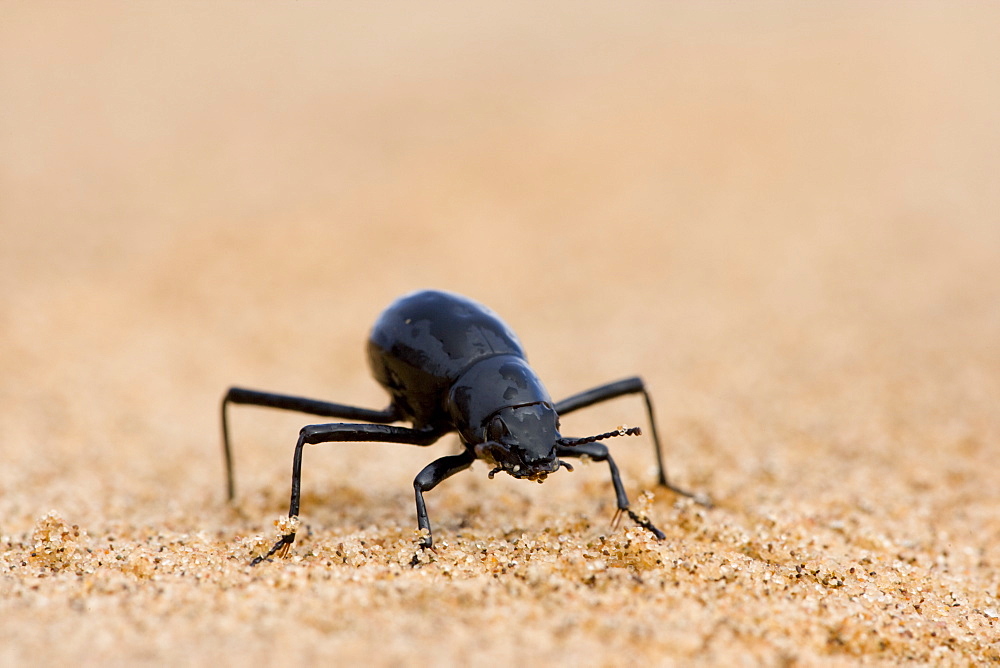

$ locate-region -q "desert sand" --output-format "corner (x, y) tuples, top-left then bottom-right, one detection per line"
(1, 3), (998, 665)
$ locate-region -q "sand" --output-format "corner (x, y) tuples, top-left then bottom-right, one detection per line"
(1, 3), (998, 665)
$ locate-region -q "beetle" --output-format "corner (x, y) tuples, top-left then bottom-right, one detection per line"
(222, 289), (708, 564)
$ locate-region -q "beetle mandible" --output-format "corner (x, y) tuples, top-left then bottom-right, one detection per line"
(221, 290), (709, 564)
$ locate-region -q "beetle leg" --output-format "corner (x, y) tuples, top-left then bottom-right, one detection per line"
(251, 422), (442, 566)
(222, 386), (402, 502)
(412, 449), (477, 552)
(554, 377), (712, 507)
(555, 442), (666, 540)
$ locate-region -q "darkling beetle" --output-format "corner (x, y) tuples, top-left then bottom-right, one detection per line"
(222, 290), (709, 564)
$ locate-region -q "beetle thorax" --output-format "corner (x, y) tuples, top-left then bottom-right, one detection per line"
(447, 355), (572, 481)
(447, 355), (551, 441)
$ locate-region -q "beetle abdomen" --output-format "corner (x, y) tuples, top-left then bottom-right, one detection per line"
(367, 290), (526, 427)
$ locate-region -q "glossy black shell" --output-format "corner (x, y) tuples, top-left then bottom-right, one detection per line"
(367, 290), (552, 442)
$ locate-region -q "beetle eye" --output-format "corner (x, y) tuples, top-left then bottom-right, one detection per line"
(487, 416), (509, 442)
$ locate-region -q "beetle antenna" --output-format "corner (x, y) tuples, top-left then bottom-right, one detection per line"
(558, 425), (642, 447)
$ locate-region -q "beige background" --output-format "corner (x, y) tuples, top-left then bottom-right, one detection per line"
(2, 2), (998, 665)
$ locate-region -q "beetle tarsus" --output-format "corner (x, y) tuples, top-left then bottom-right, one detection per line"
(409, 537), (437, 567)
(251, 533), (296, 566)
(611, 506), (665, 540)
(625, 509), (666, 540)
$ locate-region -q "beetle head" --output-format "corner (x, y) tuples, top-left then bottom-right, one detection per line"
(474, 402), (573, 483)
(474, 405), (645, 483)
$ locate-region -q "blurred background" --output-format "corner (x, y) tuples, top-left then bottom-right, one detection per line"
(1, 1), (998, 533)
(3, 3), (1000, 664)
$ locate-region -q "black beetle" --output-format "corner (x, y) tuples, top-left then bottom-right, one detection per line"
(222, 290), (708, 564)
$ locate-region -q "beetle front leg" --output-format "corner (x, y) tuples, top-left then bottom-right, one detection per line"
(555, 442), (666, 540)
(412, 449), (476, 551)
